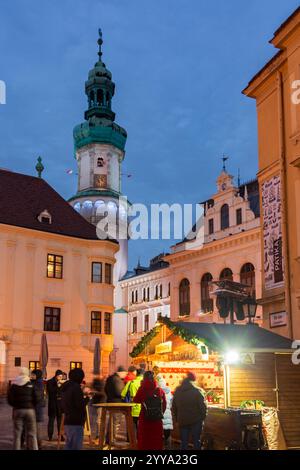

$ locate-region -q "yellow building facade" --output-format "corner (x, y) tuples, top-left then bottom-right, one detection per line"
(243, 7), (300, 339)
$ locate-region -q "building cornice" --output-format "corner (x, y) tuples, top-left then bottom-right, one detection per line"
(166, 227), (261, 265)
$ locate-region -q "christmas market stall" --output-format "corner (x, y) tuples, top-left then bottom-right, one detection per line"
(129, 316), (300, 449)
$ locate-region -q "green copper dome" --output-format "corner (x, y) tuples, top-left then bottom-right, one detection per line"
(73, 29), (127, 152)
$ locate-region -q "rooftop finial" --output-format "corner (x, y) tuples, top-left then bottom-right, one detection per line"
(237, 168), (241, 186)
(97, 28), (103, 61)
(35, 156), (44, 178)
(222, 154), (229, 172)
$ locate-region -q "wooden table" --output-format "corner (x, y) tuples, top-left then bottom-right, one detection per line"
(93, 403), (137, 450)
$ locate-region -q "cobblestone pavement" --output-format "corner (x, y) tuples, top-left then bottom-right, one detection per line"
(0, 398), (129, 451)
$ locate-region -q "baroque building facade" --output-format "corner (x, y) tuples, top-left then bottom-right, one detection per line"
(0, 169), (118, 390)
(243, 6), (300, 339)
(120, 168), (262, 358)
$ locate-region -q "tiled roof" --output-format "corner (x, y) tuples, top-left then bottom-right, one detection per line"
(0, 169), (117, 242)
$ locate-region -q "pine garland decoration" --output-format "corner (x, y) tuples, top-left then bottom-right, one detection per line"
(129, 315), (214, 358)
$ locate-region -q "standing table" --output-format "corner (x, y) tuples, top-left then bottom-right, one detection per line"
(93, 403), (137, 450)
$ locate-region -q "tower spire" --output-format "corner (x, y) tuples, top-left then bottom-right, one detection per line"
(97, 28), (103, 62)
(222, 154), (229, 172)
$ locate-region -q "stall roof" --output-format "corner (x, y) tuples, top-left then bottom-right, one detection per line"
(130, 317), (293, 357)
(176, 322), (293, 352)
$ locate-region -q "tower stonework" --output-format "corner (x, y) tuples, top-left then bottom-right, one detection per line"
(69, 30), (128, 284)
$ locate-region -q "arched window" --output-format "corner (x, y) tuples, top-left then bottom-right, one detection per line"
(94, 200), (106, 219)
(201, 273), (213, 312)
(107, 201), (117, 214)
(240, 263), (256, 297)
(82, 200), (93, 219)
(219, 268), (233, 281)
(179, 278), (190, 316)
(221, 204), (229, 230)
(90, 90), (95, 106)
(97, 89), (104, 106)
(106, 92), (110, 108)
(73, 202), (81, 213)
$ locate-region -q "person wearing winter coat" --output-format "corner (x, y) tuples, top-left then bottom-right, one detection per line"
(134, 370), (166, 450)
(172, 372), (207, 450)
(60, 368), (88, 450)
(124, 365), (137, 385)
(157, 376), (173, 449)
(46, 369), (64, 441)
(121, 369), (144, 429)
(89, 375), (107, 440)
(31, 369), (46, 449)
(7, 367), (42, 450)
(104, 366), (126, 439)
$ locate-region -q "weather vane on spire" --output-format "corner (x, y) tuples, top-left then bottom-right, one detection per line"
(97, 28), (103, 60)
(222, 154), (229, 172)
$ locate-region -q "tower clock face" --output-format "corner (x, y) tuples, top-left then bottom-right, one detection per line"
(94, 174), (107, 188)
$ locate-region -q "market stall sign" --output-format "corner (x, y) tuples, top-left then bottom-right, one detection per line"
(155, 341), (172, 354)
(269, 311), (287, 328)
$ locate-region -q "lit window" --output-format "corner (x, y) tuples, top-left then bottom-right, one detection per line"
(29, 361), (40, 372)
(70, 361), (82, 370)
(47, 254), (63, 279)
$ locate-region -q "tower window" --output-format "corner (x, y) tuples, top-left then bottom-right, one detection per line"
(97, 89), (104, 106)
(97, 157), (104, 167)
(208, 218), (214, 235)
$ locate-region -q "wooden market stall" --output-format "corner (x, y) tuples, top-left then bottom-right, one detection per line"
(130, 317), (300, 449)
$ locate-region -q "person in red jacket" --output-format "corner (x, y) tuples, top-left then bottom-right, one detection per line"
(134, 370), (166, 450)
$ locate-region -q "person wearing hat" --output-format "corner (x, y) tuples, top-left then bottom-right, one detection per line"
(7, 367), (42, 450)
(46, 369), (64, 441)
(104, 366), (126, 440)
(172, 372), (207, 450)
(60, 368), (88, 450)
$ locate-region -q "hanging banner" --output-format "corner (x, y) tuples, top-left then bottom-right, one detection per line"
(262, 175), (285, 290)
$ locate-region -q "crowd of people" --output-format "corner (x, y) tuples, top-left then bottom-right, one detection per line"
(7, 364), (207, 451)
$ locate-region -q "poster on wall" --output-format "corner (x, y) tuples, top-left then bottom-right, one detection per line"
(262, 175), (285, 290)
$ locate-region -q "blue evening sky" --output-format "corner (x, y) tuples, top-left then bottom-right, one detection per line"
(0, 0), (298, 269)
